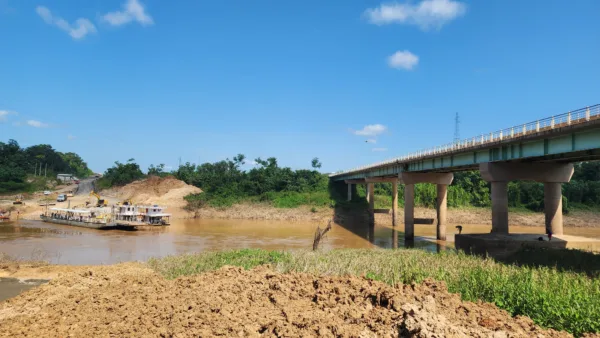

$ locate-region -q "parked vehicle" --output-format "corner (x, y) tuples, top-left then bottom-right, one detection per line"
(43, 191), (51, 196)
(57, 194), (67, 202)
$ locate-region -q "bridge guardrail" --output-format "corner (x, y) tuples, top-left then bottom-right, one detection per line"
(331, 104), (600, 177)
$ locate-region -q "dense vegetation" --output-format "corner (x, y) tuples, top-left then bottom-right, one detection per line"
(169, 155), (600, 213)
(95, 159), (145, 189)
(175, 155), (329, 209)
(148, 248), (600, 336)
(93, 153), (600, 213)
(0, 139), (93, 193)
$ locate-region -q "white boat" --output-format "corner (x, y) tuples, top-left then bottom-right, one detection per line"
(41, 208), (113, 229)
(113, 204), (171, 226)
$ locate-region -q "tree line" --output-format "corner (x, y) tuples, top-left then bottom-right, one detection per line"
(0, 139), (93, 193)
(96, 153), (600, 212)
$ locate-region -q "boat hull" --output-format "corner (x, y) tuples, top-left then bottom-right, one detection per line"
(40, 215), (118, 230)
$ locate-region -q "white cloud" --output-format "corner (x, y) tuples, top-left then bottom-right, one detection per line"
(103, 0), (154, 27)
(388, 50), (419, 70)
(364, 0), (466, 31)
(35, 6), (96, 40)
(372, 148), (388, 152)
(26, 120), (49, 128)
(67, 134), (76, 140)
(353, 124), (387, 137)
(0, 110), (17, 122)
(366, 139), (377, 144)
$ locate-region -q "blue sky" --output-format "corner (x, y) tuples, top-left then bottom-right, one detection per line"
(1, 0), (599, 173)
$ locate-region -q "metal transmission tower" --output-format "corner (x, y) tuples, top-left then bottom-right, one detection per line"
(453, 112), (460, 144)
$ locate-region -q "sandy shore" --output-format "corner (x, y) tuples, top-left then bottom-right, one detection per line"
(187, 203), (600, 228)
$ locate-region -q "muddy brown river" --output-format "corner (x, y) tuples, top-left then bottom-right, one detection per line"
(1, 219), (600, 265)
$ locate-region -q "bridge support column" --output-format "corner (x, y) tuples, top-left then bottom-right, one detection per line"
(436, 184), (448, 240)
(545, 182), (563, 235)
(392, 181), (398, 227)
(399, 172), (454, 241)
(367, 183), (375, 226)
(347, 183), (352, 201)
(480, 162), (574, 235)
(491, 181), (509, 234)
(404, 184), (414, 240)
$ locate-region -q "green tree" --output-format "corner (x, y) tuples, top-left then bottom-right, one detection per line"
(97, 159), (145, 188)
(60, 152), (93, 177)
(311, 157), (322, 169)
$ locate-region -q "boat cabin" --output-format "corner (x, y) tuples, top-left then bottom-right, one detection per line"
(48, 208), (109, 224)
(114, 204), (171, 225)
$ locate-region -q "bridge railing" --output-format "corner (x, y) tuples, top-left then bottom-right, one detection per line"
(331, 104), (600, 177)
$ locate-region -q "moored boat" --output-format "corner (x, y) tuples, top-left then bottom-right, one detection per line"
(0, 210), (10, 221)
(113, 204), (171, 226)
(40, 208), (135, 230)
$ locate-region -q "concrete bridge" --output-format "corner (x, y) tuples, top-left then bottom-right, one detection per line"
(330, 105), (600, 241)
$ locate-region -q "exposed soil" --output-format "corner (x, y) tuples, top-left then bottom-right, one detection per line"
(374, 208), (600, 228)
(196, 203), (600, 228)
(191, 203), (333, 222)
(102, 176), (201, 218)
(0, 264), (585, 338)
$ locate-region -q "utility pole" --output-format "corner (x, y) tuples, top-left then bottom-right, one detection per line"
(454, 112), (460, 144)
(44, 163), (47, 177)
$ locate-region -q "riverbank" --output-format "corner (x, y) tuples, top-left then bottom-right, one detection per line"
(187, 202), (600, 228)
(1, 249), (598, 337)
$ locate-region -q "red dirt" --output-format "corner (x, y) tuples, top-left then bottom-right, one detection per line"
(0, 264), (582, 337)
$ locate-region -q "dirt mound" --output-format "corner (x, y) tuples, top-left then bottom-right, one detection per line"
(104, 176), (201, 210)
(0, 264), (578, 338)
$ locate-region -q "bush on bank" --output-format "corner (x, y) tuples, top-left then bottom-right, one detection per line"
(148, 248), (600, 337)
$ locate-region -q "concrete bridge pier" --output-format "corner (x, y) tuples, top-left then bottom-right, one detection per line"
(367, 182), (375, 227)
(490, 181), (509, 234)
(392, 181), (398, 227)
(480, 162), (574, 235)
(436, 183), (448, 241)
(347, 183), (352, 201)
(399, 172), (454, 241)
(404, 184), (415, 240)
(545, 182), (564, 235)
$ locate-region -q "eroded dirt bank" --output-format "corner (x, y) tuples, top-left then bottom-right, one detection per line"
(194, 203), (600, 228)
(0, 264), (582, 338)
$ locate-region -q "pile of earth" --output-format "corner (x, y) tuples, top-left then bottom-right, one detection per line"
(103, 176), (201, 210)
(0, 264), (582, 337)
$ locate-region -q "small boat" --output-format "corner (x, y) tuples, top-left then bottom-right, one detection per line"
(113, 204), (171, 226)
(0, 210), (10, 221)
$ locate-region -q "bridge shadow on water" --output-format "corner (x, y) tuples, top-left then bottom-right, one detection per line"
(333, 207), (600, 276)
(329, 180), (449, 253)
(328, 181), (599, 276)
(331, 205), (447, 253)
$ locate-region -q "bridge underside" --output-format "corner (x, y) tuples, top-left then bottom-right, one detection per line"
(334, 126), (600, 181)
(333, 115), (600, 244)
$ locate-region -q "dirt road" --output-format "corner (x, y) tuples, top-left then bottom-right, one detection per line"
(75, 177), (96, 195)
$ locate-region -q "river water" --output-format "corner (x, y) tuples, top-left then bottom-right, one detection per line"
(1, 219), (600, 265)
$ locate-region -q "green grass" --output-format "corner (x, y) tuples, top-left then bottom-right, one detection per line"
(148, 248), (600, 337)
